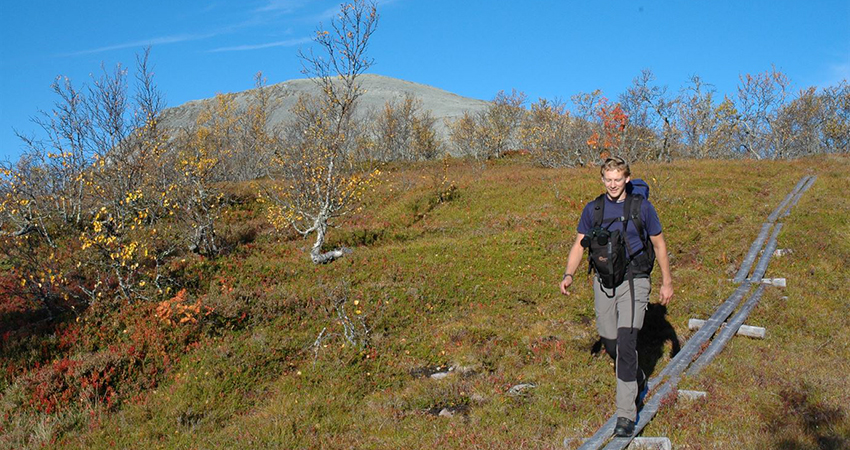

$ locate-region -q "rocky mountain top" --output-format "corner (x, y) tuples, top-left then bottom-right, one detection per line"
(158, 74), (490, 144)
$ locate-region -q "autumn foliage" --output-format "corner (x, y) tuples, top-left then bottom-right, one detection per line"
(448, 69), (848, 167)
(1, 3), (849, 446)
(586, 97), (628, 158)
(262, 0), (381, 264)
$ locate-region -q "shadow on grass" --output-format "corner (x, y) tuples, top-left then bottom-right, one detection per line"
(764, 382), (848, 450)
(588, 303), (680, 379)
(637, 303), (681, 378)
(0, 301), (74, 384)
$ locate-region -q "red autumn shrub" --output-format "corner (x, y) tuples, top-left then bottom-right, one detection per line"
(23, 358), (79, 414)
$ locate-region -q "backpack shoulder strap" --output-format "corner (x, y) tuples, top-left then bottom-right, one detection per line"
(622, 194), (636, 254)
(588, 194), (606, 276)
(621, 195), (639, 330)
(629, 195), (648, 246)
(592, 194), (606, 227)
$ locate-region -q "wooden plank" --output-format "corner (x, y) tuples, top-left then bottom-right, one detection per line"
(761, 278), (786, 288)
(687, 318), (705, 331)
(749, 224), (784, 282)
(568, 437), (673, 450)
(628, 437), (672, 450)
(688, 319), (766, 338)
(782, 176), (816, 218)
(768, 175), (809, 223)
(737, 324), (766, 339)
(736, 176), (808, 283)
(654, 282), (753, 382)
(687, 284), (767, 377)
(733, 223), (773, 283)
(678, 390), (707, 400)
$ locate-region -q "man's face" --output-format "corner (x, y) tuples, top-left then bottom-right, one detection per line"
(601, 169), (630, 199)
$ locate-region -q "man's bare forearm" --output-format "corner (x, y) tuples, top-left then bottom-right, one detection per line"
(563, 234), (585, 277)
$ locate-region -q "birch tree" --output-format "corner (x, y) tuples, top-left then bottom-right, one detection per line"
(265, 0), (380, 264)
(447, 89), (526, 161)
(519, 98), (577, 167)
(619, 69), (679, 161)
(371, 94), (439, 162)
(735, 68), (790, 159)
(819, 80), (850, 153)
(1, 49), (170, 310)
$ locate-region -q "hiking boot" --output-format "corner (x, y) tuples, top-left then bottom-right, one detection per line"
(613, 417), (635, 437)
(636, 369), (647, 411)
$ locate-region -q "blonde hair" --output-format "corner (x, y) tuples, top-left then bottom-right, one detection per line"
(600, 156), (631, 177)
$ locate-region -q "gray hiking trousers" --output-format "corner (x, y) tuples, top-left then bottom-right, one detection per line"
(593, 276), (651, 421)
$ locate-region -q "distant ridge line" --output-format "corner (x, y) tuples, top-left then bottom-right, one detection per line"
(158, 74), (491, 152)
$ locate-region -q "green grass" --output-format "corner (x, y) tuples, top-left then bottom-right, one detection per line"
(7, 155), (850, 449)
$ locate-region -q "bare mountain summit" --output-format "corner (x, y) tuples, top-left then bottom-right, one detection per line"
(158, 74), (490, 150)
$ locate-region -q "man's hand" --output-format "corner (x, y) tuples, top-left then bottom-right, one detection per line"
(659, 282), (673, 306)
(649, 232), (674, 307)
(559, 234), (586, 296)
(559, 274), (573, 295)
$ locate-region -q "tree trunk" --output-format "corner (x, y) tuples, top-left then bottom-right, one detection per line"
(309, 217), (351, 264)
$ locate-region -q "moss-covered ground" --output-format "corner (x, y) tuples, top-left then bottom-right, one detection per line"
(6, 155), (848, 449)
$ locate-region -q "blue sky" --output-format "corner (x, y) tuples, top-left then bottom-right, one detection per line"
(1, 0), (848, 161)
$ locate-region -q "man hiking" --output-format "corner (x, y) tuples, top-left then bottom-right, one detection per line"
(559, 156), (673, 437)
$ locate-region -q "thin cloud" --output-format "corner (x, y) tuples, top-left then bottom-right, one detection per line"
(314, 5), (341, 21)
(61, 1), (386, 57)
(827, 60), (850, 84)
(201, 2), (222, 13)
(254, 0), (310, 13)
(208, 37), (312, 52)
(812, 52), (850, 88)
(63, 32), (219, 57)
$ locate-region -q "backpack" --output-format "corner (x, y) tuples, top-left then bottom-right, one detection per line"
(626, 179), (650, 199)
(584, 182), (655, 283)
(582, 219), (629, 291)
(581, 180), (656, 329)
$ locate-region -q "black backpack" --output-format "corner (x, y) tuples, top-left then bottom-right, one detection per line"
(581, 188), (656, 329)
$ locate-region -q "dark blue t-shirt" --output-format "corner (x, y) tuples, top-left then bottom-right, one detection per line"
(577, 195), (662, 257)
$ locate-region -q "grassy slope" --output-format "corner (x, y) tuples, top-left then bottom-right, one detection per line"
(58, 156), (849, 449)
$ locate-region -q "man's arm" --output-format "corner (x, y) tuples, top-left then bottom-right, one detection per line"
(649, 232), (673, 305)
(559, 233), (586, 295)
